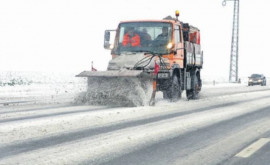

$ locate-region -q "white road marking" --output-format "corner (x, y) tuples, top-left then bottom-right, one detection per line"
(235, 138), (270, 158)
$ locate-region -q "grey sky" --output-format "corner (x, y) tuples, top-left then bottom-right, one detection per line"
(0, 0), (270, 79)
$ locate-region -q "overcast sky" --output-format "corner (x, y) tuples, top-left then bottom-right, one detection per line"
(1, 0), (270, 79)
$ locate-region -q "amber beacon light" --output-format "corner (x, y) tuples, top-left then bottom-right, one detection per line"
(175, 10), (180, 17)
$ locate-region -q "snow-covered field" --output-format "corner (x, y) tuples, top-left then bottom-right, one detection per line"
(1, 72), (270, 164)
(0, 72), (87, 105)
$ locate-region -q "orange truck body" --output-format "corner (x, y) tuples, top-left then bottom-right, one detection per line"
(106, 16), (203, 100)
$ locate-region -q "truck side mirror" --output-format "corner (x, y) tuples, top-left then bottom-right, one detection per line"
(104, 30), (116, 50)
(105, 31), (110, 41)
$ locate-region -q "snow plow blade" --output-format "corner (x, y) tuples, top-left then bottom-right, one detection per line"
(76, 70), (150, 78)
(76, 70), (153, 107)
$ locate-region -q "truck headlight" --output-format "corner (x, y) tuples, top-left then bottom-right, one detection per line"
(167, 42), (173, 49)
(249, 79), (253, 82)
(109, 44), (114, 49)
(258, 79), (262, 82)
(157, 73), (170, 79)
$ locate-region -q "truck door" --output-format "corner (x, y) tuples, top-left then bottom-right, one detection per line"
(174, 25), (184, 68)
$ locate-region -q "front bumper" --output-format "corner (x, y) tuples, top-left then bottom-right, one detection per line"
(248, 81), (262, 85)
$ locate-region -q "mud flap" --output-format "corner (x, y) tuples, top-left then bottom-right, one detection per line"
(149, 79), (157, 106)
(186, 72), (191, 90)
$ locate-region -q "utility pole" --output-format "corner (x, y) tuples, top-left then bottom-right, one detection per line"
(222, 0), (240, 82)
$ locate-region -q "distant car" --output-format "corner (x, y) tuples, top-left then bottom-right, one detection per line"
(248, 74), (266, 86)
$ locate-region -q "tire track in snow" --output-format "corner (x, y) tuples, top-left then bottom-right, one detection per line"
(0, 102), (239, 159)
(200, 86), (270, 98)
(103, 106), (270, 165)
(0, 106), (113, 123)
(0, 104), (74, 114)
(1, 87), (270, 123)
(2, 96), (270, 164)
(1, 94), (270, 160)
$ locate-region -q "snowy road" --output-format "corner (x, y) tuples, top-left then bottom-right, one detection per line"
(1, 85), (270, 164)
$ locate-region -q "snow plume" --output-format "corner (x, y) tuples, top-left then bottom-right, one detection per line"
(76, 77), (153, 107)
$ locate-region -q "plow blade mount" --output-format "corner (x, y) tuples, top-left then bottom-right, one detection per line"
(76, 70), (152, 106)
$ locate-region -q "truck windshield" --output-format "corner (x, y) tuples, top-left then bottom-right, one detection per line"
(114, 22), (172, 55)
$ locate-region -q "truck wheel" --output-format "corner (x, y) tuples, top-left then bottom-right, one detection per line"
(186, 74), (199, 100)
(163, 91), (168, 99)
(178, 74), (183, 99)
(163, 75), (181, 101)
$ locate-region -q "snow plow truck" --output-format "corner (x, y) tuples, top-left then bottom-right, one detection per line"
(77, 11), (203, 106)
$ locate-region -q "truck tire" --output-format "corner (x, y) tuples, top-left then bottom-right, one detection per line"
(163, 91), (169, 99)
(186, 74), (199, 100)
(163, 74), (181, 101)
